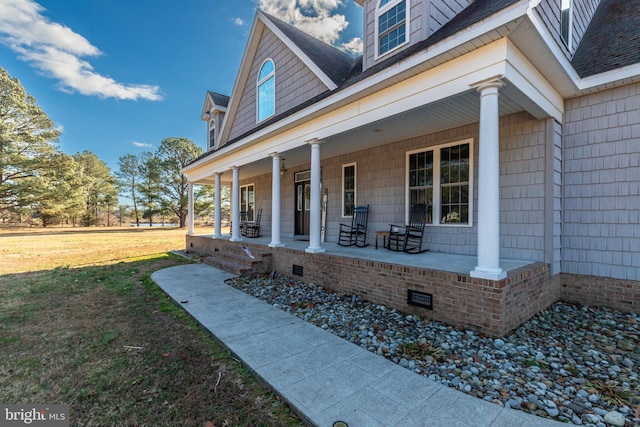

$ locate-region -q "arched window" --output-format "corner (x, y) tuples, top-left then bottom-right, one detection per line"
(257, 59), (275, 122)
(377, 0), (407, 56)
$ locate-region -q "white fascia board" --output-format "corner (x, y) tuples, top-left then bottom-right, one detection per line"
(526, 5), (640, 93)
(505, 39), (563, 121)
(200, 92), (217, 120)
(217, 13), (263, 148)
(579, 64), (640, 90)
(209, 3), (530, 153)
(525, 7), (582, 88)
(200, 93), (229, 120)
(185, 3), (535, 175)
(184, 41), (514, 179)
(256, 11), (337, 91)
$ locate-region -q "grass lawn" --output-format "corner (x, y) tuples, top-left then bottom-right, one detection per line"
(0, 226), (303, 426)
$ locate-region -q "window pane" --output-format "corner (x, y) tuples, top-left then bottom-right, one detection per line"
(378, 2), (406, 55)
(408, 150), (433, 224)
(343, 165), (355, 216)
(208, 121), (215, 148)
(561, 0), (571, 45)
(258, 75), (275, 122)
(440, 143), (470, 224)
(258, 60), (274, 81)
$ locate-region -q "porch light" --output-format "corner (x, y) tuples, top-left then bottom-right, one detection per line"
(280, 158), (287, 175)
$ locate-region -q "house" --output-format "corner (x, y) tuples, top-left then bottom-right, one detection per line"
(182, 0), (640, 337)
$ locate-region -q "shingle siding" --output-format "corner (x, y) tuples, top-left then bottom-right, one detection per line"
(563, 81), (640, 281)
(225, 27), (328, 144)
(241, 112), (549, 264)
(363, 0), (427, 71)
(363, 0), (475, 72)
(428, 0), (473, 35)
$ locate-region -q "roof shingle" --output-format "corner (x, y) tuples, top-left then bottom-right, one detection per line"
(572, 0), (640, 78)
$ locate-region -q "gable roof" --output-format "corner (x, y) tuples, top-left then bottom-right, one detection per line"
(207, 0), (525, 152)
(261, 12), (357, 87)
(207, 91), (230, 108)
(572, 0), (640, 78)
(201, 91), (230, 121)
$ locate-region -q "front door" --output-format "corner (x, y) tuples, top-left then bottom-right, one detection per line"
(294, 171), (311, 239)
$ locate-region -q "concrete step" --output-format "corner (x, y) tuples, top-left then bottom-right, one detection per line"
(201, 244), (272, 275)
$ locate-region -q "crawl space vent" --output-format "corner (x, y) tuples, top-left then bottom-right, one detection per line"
(292, 264), (304, 276)
(407, 290), (433, 309)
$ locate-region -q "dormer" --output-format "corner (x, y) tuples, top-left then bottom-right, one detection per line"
(357, 0), (473, 71)
(201, 91), (230, 151)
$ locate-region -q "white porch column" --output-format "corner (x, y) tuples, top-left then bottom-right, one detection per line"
(306, 139), (325, 253)
(187, 183), (194, 235)
(471, 79), (506, 280)
(269, 153), (284, 247)
(213, 172), (223, 239)
(230, 166), (243, 242)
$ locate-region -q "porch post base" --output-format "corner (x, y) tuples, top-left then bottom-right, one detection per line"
(305, 247), (326, 254)
(269, 242), (285, 248)
(470, 267), (507, 281)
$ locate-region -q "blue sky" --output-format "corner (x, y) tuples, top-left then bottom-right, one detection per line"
(0, 0), (363, 174)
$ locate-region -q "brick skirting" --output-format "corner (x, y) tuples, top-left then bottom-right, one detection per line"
(560, 273), (639, 314)
(269, 246), (556, 337)
(186, 236), (572, 336)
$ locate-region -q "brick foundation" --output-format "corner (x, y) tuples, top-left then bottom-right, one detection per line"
(560, 273), (639, 314)
(186, 236), (567, 337)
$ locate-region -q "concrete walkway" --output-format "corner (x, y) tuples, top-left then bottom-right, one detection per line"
(151, 263), (566, 427)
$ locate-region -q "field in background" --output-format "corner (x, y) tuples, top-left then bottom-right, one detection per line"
(0, 225), (219, 274)
(0, 226), (302, 426)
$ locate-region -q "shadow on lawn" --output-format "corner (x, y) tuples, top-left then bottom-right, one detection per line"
(0, 254), (303, 427)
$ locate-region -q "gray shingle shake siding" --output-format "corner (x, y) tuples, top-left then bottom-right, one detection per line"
(563, 82), (640, 281)
(226, 27), (328, 144)
(535, 0), (600, 57)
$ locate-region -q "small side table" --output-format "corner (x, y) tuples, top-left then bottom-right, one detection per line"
(375, 231), (390, 249)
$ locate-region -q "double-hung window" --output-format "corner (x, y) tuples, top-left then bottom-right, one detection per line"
(208, 118), (215, 150)
(342, 163), (356, 217)
(257, 59), (275, 122)
(377, 0), (407, 57)
(240, 184), (255, 221)
(560, 0), (572, 48)
(407, 140), (473, 226)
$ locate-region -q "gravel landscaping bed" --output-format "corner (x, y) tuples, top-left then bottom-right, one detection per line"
(226, 272), (640, 427)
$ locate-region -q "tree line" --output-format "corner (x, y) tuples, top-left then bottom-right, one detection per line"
(1, 66), (221, 228)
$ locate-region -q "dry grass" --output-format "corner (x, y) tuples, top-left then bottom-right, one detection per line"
(0, 225), (303, 426)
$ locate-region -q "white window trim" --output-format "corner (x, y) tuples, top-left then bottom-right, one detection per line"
(256, 58), (275, 124)
(341, 162), (357, 218)
(208, 117), (216, 150)
(375, 0), (410, 60)
(560, 0), (573, 51)
(405, 138), (474, 227)
(240, 183), (256, 221)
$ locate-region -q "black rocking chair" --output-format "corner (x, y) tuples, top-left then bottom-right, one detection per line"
(387, 204), (429, 254)
(242, 208), (262, 238)
(338, 205), (369, 247)
(231, 211), (248, 235)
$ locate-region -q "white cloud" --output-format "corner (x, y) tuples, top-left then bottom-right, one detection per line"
(339, 37), (363, 56)
(234, 17), (244, 26)
(254, 0), (360, 52)
(133, 141), (154, 148)
(0, 0), (163, 101)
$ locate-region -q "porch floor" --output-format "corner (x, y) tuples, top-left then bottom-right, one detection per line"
(189, 233), (532, 276)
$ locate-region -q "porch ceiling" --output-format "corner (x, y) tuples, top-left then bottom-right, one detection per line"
(204, 84), (531, 184)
